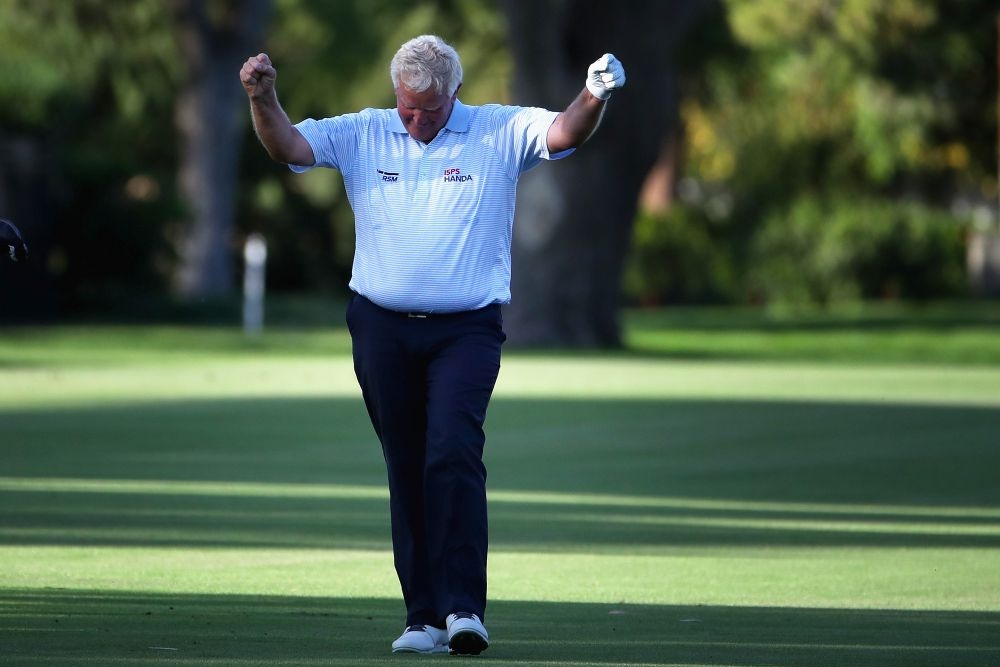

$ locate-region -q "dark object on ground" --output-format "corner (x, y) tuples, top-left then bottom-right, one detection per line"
(0, 218), (28, 262)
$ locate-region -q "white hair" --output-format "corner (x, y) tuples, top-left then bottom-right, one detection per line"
(390, 35), (463, 96)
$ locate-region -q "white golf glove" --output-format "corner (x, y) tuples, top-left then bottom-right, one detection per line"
(586, 53), (626, 100)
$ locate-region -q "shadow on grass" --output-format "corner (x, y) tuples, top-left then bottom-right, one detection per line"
(1, 480), (999, 550)
(2, 589), (998, 667)
(2, 396), (999, 550)
(3, 395), (1000, 665)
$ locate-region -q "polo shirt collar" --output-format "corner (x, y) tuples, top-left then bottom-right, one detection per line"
(444, 99), (471, 132)
(388, 99), (470, 135)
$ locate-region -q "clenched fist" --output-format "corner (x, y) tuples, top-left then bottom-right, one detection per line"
(585, 53), (626, 101)
(241, 53), (277, 99)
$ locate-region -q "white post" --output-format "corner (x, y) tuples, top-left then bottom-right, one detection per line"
(243, 233), (267, 335)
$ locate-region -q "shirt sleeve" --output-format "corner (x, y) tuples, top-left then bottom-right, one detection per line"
(488, 105), (575, 178)
(289, 111), (367, 174)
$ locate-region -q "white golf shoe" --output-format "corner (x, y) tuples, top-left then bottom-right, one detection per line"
(391, 624), (449, 654)
(446, 612), (489, 655)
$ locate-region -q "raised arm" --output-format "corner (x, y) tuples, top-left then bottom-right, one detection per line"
(240, 53), (315, 166)
(546, 53), (626, 154)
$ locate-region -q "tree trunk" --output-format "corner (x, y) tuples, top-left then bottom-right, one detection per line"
(171, 0), (271, 298)
(500, 0), (707, 347)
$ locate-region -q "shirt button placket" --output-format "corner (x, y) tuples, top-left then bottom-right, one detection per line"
(414, 146), (431, 202)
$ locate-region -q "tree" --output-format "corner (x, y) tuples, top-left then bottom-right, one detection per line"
(671, 0), (999, 306)
(499, 0), (712, 347)
(171, 0), (272, 298)
(0, 0), (510, 319)
(0, 1), (181, 320)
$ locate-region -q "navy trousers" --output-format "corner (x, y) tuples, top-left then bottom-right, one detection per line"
(346, 294), (505, 628)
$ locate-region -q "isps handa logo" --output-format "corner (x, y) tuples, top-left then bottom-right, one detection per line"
(443, 167), (473, 183)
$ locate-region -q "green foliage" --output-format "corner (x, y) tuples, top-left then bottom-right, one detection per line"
(0, 0), (509, 315)
(0, 1), (182, 315)
(693, 0), (990, 193)
(270, 0), (508, 118)
(3, 0), (992, 315)
(632, 0), (998, 307)
(749, 196), (969, 305)
(0, 0), (178, 129)
(623, 205), (737, 305)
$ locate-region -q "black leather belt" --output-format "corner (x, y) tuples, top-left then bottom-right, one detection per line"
(355, 293), (496, 319)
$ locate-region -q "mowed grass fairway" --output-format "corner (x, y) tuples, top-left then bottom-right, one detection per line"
(2, 304), (1000, 666)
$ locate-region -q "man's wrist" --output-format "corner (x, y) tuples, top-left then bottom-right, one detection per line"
(585, 81), (612, 101)
(586, 87), (611, 101)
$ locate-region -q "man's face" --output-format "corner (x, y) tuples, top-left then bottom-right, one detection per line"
(395, 83), (459, 143)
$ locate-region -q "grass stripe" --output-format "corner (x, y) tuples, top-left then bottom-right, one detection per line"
(5, 477), (1000, 521)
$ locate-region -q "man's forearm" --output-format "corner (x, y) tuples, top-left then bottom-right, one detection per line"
(546, 53), (624, 154)
(547, 89), (607, 154)
(250, 93), (302, 164)
(240, 53), (315, 166)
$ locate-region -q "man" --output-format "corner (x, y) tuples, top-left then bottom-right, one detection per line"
(240, 34), (624, 655)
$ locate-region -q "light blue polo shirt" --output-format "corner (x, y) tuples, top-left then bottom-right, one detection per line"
(291, 100), (569, 313)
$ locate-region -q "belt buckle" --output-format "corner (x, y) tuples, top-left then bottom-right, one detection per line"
(407, 312), (428, 319)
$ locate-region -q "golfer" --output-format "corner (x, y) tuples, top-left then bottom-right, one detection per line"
(240, 34), (624, 655)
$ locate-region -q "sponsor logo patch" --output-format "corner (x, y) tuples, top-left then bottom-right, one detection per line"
(443, 167), (473, 183)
